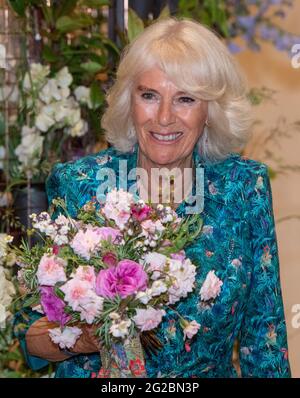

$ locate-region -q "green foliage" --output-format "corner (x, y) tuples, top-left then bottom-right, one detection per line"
(178, 0), (229, 37)
(6, 0), (29, 17)
(80, 0), (110, 7)
(56, 14), (94, 32)
(127, 9), (145, 43)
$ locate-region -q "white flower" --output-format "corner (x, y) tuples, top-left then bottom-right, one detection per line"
(0, 234), (13, 262)
(0, 44), (6, 69)
(66, 119), (88, 137)
(141, 252), (167, 280)
(0, 266), (15, 327)
(109, 312), (121, 321)
(133, 308), (166, 332)
(55, 67), (73, 88)
(39, 78), (70, 104)
(66, 106), (81, 125)
(182, 320), (201, 341)
(151, 280), (168, 296)
(199, 270), (223, 302)
(48, 326), (82, 349)
(109, 319), (131, 338)
(167, 258), (196, 305)
(136, 289), (153, 304)
(15, 131), (44, 169)
(21, 125), (37, 137)
(23, 63), (50, 91)
(74, 86), (92, 109)
(35, 105), (56, 131)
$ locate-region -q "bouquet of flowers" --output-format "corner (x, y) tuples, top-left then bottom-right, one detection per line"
(13, 189), (203, 377)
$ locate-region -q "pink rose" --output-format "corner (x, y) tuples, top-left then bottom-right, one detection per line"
(36, 254), (67, 286)
(199, 270), (223, 301)
(96, 260), (148, 299)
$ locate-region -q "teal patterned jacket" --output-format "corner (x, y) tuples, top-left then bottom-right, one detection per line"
(14, 145), (291, 378)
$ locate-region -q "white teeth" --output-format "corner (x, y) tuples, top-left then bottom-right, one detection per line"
(152, 132), (182, 141)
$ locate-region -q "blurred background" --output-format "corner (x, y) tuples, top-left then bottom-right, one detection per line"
(0, 0), (299, 378)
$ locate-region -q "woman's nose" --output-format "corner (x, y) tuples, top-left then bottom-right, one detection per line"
(157, 100), (176, 127)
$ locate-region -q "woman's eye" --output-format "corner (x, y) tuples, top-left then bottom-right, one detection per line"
(141, 92), (156, 101)
(177, 96), (195, 103)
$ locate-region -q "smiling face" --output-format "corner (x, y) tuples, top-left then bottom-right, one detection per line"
(131, 66), (208, 169)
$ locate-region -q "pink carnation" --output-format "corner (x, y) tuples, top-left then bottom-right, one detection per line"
(79, 298), (104, 324)
(72, 266), (96, 288)
(36, 254), (67, 286)
(200, 270), (223, 301)
(70, 225), (121, 260)
(170, 250), (186, 261)
(131, 204), (152, 222)
(141, 219), (165, 237)
(99, 227), (122, 242)
(70, 227), (101, 260)
(183, 320), (201, 340)
(61, 279), (95, 311)
(96, 259), (148, 299)
(102, 189), (133, 229)
(133, 308), (166, 332)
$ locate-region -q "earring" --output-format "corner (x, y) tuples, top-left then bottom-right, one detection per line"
(205, 119), (209, 127)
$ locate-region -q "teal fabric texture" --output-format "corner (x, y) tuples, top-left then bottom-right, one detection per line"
(14, 145), (291, 378)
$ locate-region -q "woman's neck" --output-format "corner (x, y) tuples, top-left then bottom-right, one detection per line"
(136, 148), (194, 208)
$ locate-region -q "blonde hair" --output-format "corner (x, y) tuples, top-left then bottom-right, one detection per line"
(102, 17), (252, 162)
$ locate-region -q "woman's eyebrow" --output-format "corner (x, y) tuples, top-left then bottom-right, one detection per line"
(137, 85), (188, 96)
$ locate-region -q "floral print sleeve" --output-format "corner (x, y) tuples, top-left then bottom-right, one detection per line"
(238, 164), (291, 377)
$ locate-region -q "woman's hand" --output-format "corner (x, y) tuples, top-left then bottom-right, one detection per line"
(73, 323), (101, 354)
(26, 316), (101, 362)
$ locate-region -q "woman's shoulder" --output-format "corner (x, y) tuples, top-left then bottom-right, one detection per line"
(46, 146), (133, 184)
(203, 153), (272, 206)
(208, 152), (270, 182)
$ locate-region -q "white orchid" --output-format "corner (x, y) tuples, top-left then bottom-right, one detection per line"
(15, 128), (44, 170)
(0, 234), (13, 264)
(55, 66), (73, 88)
(74, 86), (93, 109)
(66, 119), (88, 137)
(23, 63), (50, 91)
(35, 105), (56, 131)
(0, 266), (16, 328)
(39, 78), (70, 104)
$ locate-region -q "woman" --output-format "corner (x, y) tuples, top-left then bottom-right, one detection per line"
(14, 17), (291, 378)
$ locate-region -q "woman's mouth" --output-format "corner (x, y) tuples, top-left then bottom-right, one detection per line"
(150, 131), (183, 143)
